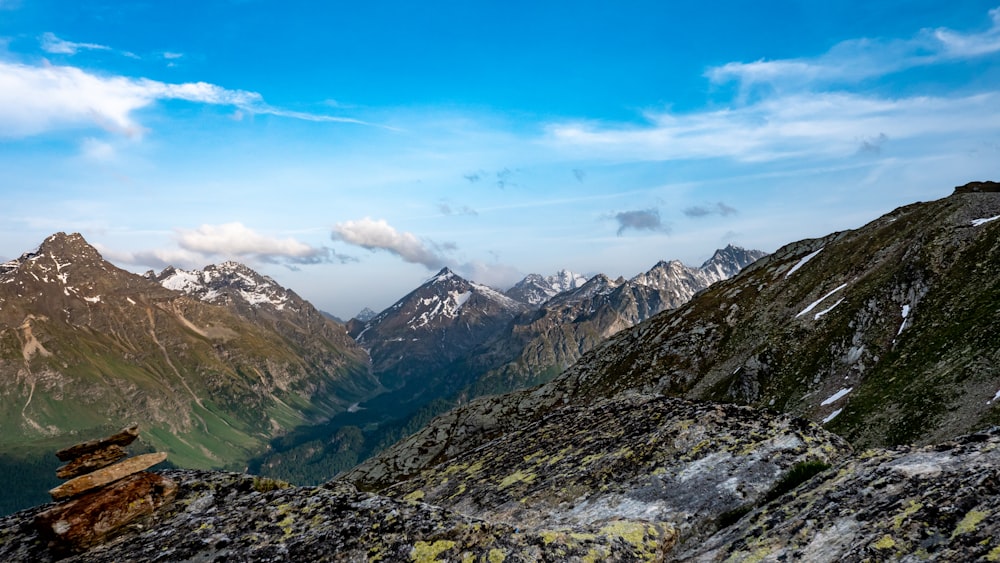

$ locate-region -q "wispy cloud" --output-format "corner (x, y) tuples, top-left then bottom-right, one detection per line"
(546, 91), (1000, 164)
(437, 202), (478, 216)
(613, 209), (670, 236)
(39, 32), (111, 55)
(931, 7), (1000, 58)
(683, 202), (738, 218)
(0, 60), (380, 139)
(706, 7), (1000, 91)
(331, 217), (450, 270)
(543, 7), (1000, 168)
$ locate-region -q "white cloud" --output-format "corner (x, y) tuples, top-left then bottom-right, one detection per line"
(39, 32), (112, 55)
(177, 222), (323, 260)
(332, 217), (449, 270)
(96, 223), (347, 270)
(545, 92), (1000, 164)
(0, 60), (377, 139)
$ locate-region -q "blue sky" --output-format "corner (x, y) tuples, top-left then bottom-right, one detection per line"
(2, 1), (999, 318)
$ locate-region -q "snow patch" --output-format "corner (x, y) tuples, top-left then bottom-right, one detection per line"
(821, 387), (853, 406)
(988, 389), (1000, 405)
(785, 247), (823, 279)
(813, 298), (844, 320)
(971, 215), (1000, 227)
(796, 283), (848, 318)
(83, 295), (101, 303)
(126, 297), (136, 305)
(897, 303), (911, 335)
(822, 409), (843, 424)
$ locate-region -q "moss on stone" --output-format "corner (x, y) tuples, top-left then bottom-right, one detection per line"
(411, 540), (456, 562)
(952, 509), (988, 538)
(403, 489), (424, 502)
(872, 534), (896, 550)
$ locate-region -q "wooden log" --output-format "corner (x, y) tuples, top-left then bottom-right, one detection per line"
(55, 445), (127, 480)
(49, 452), (168, 501)
(35, 472), (177, 551)
(55, 424), (139, 462)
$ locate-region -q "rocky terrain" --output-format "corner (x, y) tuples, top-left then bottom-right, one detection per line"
(4, 402), (1000, 561)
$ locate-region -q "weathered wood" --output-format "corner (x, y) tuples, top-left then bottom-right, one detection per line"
(49, 452), (168, 501)
(55, 445), (127, 480)
(35, 472), (177, 551)
(55, 424), (139, 462)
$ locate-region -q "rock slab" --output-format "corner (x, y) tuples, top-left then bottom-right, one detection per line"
(49, 452), (168, 501)
(34, 472), (178, 551)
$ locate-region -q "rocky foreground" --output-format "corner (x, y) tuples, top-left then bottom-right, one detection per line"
(1, 396), (999, 561)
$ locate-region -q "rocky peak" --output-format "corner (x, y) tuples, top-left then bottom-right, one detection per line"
(353, 307), (377, 322)
(699, 244), (769, 280)
(954, 180), (1000, 194)
(2, 232), (109, 281)
(505, 268), (589, 306)
(147, 261), (294, 312)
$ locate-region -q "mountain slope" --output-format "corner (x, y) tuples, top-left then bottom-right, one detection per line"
(0, 233), (376, 512)
(347, 181), (1000, 490)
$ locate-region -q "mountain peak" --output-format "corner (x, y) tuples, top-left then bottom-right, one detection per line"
(505, 269), (589, 306)
(149, 262), (294, 311)
(35, 232), (104, 262)
(430, 267), (458, 283)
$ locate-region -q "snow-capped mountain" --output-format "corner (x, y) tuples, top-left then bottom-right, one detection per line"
(146, 261), (365, 367)
(468, 245), (767, 397)
(505, 269), (589, 306)
(148, 261), (298, 312)
(347, 268), (527, 391)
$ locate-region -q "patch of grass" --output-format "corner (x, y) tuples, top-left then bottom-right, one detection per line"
(717, 505), (754, 529)
(762, 460), (831, 504)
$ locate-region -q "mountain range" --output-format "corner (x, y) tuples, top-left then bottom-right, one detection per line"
(2, 181), (1000, 561)
(251, 245), (764, 484)
(0, 231), (763, 514)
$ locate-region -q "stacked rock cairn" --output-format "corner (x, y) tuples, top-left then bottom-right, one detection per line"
(33, 424), (176, 552)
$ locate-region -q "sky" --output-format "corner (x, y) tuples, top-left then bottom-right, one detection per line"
(2, 1), (999, 318)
